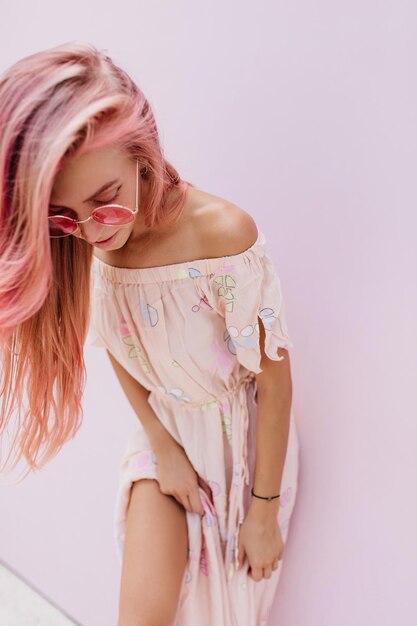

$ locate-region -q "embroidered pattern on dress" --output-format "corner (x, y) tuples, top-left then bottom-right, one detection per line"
(212, 272), (236, 313)
(139, 298), (159, 327)
(174, 266), (204, 280)
(191, 294), (213, 313)
(155, 384), (193, 404)
(119, 316), (151, 373)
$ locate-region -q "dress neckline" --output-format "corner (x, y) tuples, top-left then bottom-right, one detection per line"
(92, 228), (265, 285)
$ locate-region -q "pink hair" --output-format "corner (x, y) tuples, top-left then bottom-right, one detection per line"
(0, 41), (192, 478)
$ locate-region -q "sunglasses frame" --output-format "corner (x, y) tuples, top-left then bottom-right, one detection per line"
(48, 158), (140, 238)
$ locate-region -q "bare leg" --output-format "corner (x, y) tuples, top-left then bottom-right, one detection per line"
(117, 478), (189, 626)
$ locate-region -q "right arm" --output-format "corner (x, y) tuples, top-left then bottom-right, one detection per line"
(105, 349), (210, 515)
(106, 348), (174, 453)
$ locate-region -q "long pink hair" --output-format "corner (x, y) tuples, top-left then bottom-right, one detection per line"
(0, 41), (191, 478)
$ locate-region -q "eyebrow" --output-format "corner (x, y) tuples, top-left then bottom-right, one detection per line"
(49, 178), (120, 209)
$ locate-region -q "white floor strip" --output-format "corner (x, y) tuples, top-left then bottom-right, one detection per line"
(0, 561), (82, 626)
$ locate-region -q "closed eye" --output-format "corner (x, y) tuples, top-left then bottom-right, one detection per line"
(49, 186), (122, 216)
(94, 188), (121, 205)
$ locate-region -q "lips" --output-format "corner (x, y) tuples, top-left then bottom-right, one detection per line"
(96, 234), (115, 244)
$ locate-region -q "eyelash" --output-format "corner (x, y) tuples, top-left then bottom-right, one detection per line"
(49, 186), (122, 216)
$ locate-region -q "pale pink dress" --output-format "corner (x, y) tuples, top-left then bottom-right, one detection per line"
(88, 225), (300, 625)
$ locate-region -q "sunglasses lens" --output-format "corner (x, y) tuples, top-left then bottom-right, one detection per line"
(92, 205), (134, 225)
(48, 216), (78, 237)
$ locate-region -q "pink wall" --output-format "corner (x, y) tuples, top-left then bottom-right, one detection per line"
(1, 1), (416, 625)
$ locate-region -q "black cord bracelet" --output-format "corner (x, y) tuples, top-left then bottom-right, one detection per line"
(251, 486), (280, 502)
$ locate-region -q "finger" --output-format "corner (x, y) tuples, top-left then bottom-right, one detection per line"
(237, 543), (245, 570)
(249, 566), (263, 582)
(272, 559), (279, 571)
(188, 488), (205, 516)
(176, 493), (191, 513)
(198, 476), (213, 502)
(263, 565), (273, 579)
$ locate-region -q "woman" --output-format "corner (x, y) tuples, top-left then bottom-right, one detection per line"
(0, 41), (299, 626)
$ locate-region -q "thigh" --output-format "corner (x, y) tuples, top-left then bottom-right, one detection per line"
(118, 478), (189, 626)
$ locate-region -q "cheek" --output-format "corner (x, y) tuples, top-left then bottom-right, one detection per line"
(112, 227), (132, 246)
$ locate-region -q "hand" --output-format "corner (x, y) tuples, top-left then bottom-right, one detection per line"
(236, 505), (284, 581)
(153, 438), (212, 516)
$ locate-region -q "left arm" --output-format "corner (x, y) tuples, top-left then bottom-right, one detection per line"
(250, 316), (293, 522)
(237, 319), (293, 578)
(198, 204), (294, 577)
(200, 204), (293, 517)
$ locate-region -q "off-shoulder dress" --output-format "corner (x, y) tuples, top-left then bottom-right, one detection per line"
(88, 225), (300, 626)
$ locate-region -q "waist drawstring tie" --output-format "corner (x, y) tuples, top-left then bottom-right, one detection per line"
(224, 372), (257, 583)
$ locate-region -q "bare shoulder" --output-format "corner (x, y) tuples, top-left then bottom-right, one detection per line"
(95, 186), (259, 268)
(192, 196), (259, 258)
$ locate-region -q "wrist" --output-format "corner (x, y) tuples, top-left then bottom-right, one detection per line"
(250, 493), (280, 508)
(249, 487), (281, 518)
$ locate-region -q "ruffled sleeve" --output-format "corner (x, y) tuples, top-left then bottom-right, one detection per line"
(86, 317), (106, 348)
(211, 230), (293, 374)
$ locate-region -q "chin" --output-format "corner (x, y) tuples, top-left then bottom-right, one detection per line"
(108, 232), (131, 250)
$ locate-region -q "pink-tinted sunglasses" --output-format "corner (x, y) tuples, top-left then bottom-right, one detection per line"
(48, 159), (140, 238)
